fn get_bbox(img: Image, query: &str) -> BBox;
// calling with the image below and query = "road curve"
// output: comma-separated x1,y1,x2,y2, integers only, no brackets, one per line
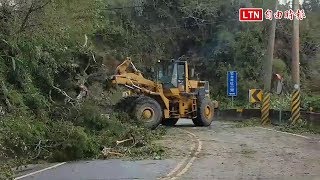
15,120,320,180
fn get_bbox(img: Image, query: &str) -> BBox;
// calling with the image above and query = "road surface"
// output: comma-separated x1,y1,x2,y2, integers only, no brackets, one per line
15,120,320,180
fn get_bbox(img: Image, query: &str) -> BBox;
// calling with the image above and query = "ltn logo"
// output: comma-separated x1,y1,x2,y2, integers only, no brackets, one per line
239,8,306,22
239,8,264,22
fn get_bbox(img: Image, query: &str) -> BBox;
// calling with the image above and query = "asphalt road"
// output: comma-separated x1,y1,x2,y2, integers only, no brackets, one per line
14,120,320,180
14,121,195,180
16,159,176,180
175,122,320,180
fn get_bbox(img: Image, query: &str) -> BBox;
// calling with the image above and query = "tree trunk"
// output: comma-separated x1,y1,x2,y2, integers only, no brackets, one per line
263,0,278,92
292,0,300,88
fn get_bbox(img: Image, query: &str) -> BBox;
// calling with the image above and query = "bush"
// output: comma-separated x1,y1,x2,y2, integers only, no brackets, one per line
0,106,166,170
273,58,288,75
0,164,14,180
47,121,100,162
302,95,320,112
275,121,320,134
0,116,97,162
0,116,46,162
271,94,291,111
73,102,110,131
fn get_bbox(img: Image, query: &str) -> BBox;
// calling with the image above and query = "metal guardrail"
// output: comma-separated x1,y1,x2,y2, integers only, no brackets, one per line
215,109,320,127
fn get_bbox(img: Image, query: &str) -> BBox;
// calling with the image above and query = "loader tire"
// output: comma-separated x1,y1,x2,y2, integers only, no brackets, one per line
192,97,214,127
114,95,140,114
161,118,178,126
133,96,163,130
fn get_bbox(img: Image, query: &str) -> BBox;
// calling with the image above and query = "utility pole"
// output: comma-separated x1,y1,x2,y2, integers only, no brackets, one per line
261,0,278,125
291,0,301,124
263,0,278,92
292,0,300,87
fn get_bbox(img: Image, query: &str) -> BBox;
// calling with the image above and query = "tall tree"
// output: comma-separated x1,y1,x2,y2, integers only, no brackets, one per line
263,0,278,92
292,0,300,88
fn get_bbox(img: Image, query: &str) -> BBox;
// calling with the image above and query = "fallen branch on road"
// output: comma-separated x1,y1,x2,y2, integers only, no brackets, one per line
116,137,134,146
101,147,125,157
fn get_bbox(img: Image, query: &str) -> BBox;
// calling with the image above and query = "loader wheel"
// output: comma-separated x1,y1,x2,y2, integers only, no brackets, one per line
114,96,140,113
192,97,214,127
161,118,178,126
133,96,163,129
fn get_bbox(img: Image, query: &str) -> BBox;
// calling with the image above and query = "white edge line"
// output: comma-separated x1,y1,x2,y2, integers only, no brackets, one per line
14,162,66,180
257,127,312,140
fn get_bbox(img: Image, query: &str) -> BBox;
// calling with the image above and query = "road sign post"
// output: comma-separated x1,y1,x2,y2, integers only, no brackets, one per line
261,92,271,125
291,85,301,124
227,71,238,108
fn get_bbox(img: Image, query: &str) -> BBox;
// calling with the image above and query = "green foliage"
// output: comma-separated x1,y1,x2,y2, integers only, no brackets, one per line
0,163,14,180
271,94,291,111
233,118,261,128
217,97,251,110
6,89,26,109
0,116,44,159
273,58,287,75
302,95,320,112
275,121,320,134
0,111,166,166
48,121,99,162
73,102,111,131
233,118,320,135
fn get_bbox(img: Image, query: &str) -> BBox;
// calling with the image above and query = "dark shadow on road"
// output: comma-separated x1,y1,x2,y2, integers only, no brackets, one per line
174,124,195,127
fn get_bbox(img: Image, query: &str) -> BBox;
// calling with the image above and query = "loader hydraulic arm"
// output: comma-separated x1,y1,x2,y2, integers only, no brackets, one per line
111,57,158,94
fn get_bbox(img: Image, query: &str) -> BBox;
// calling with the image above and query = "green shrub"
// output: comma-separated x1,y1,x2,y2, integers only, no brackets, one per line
273,58,288,75
7,90,26,108
48,121,100,162
302,95,320,112
0,108,167,167
0,116,46,161
0,163,14,180
271,94,291,111
275,121,320,134
74,102,109,131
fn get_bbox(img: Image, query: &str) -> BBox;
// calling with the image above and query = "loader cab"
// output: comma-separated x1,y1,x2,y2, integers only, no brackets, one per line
157,59,189,92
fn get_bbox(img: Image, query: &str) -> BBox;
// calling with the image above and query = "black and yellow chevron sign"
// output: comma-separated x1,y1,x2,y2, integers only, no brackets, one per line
249,89,263,103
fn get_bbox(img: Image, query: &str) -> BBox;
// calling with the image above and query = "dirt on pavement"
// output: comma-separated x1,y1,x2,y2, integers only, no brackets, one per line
159,120,320,180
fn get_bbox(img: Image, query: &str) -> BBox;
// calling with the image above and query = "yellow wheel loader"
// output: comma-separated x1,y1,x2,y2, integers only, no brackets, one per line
111,57,217,129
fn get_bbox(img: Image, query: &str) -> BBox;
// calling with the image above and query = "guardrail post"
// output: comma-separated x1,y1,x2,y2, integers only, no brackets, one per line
261,92,271,125
279,109,282,124
291,89,301,124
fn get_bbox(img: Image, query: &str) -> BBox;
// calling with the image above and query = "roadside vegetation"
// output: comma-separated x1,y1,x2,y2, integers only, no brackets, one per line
232,118,320,135
274,121,320,135
0,109,168,178
232,118,261,128
0,103,166,179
